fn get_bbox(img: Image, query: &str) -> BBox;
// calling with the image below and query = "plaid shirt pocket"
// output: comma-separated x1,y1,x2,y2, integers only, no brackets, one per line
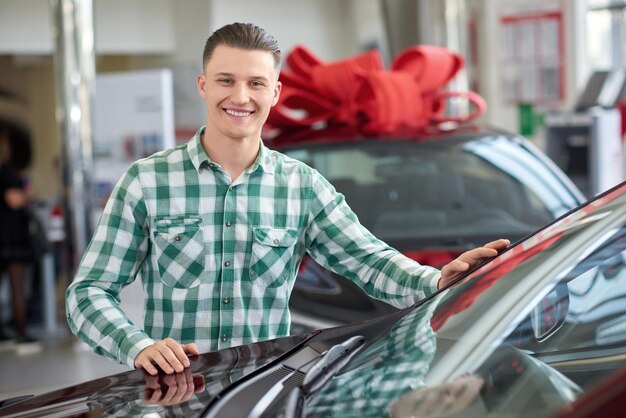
153,216,204,288
249,227,299,287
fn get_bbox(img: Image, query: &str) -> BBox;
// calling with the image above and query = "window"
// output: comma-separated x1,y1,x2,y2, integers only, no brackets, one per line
284,137,571,244
587,1,626,70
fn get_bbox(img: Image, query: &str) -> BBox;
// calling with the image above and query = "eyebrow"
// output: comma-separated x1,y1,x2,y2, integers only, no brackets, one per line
214,72,270,82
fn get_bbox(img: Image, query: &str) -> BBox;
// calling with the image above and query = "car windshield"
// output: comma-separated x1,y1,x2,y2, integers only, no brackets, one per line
281,135,579,243
300,184,626,418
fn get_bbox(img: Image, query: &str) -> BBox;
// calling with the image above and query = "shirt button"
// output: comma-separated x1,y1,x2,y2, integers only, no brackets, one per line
223,297,230,305
224,261,231,267
225,221,232,227
273,239,279,245
174,235,181,242
221,336,228,342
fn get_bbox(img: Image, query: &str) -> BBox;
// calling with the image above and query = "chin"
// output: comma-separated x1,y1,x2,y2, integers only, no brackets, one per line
225,130,257,141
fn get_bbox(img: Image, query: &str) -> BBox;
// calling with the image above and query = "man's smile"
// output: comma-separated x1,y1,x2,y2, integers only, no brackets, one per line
224,108,254,117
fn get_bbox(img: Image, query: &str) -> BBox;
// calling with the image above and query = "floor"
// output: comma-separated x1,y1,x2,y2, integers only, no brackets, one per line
0,275,145,403
0,328,130,402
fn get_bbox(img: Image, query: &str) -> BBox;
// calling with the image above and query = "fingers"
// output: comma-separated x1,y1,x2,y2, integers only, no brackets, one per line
136,351,159,376
165,339,192,370
193,375,206,393
145,386,162,404
135,338,193,375
484,239,510,251
438,239,510,289
439,259,470,287
161,372,192,405
143,373,160,389
456,239,510,265
456,247,497,264
444,259,470,274
183,343,200,356
144,368,197,406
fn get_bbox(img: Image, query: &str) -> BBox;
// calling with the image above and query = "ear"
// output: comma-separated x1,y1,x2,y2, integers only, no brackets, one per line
197,74,206,98
271,81,282,107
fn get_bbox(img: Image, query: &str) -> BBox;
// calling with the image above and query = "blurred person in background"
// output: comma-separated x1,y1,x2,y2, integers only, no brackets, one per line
0,122,41,351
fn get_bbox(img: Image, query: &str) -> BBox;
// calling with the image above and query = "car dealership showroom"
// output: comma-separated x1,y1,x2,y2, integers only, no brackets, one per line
1,0,626,417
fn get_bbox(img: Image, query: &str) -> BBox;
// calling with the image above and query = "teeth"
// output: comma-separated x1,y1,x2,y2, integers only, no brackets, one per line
225,109,251,117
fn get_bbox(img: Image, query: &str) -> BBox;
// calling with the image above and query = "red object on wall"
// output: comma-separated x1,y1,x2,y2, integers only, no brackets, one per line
267,45,486,136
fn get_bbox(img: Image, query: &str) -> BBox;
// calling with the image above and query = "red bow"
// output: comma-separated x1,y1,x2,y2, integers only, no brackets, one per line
267,45,486,135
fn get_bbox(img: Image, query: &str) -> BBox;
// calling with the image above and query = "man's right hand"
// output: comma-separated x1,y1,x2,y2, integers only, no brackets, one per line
134,338,200,375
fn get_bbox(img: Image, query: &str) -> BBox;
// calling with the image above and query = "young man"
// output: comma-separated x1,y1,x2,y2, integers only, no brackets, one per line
66,22,508,376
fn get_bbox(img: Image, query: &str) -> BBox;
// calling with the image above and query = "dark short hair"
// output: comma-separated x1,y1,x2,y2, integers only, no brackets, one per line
202,22,281,71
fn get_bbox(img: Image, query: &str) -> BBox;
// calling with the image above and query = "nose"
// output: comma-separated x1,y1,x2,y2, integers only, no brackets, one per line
230,84,250,105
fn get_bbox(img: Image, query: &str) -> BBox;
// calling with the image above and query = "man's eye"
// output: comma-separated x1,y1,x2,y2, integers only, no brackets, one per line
218,79,233,84
250,81,264,87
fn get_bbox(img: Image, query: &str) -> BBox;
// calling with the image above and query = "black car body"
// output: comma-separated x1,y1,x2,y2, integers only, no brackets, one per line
2,181,624,418
268,125,585,330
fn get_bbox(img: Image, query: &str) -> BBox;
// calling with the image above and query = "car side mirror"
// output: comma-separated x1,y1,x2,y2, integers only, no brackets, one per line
531,282,570,342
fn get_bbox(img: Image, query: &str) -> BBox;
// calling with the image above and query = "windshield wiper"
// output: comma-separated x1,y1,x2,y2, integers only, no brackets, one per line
247,335,365,418
0,394,34,408
281,335,365,418
301,335,364,393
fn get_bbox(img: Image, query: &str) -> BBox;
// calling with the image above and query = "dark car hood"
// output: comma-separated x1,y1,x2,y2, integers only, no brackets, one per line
0,307,418,418
0,334,315,418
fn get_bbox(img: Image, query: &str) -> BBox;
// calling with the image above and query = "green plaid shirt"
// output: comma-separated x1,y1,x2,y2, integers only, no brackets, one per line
66,127,440,368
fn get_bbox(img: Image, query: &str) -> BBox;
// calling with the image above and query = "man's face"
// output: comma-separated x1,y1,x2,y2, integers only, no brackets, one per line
197,45,281,142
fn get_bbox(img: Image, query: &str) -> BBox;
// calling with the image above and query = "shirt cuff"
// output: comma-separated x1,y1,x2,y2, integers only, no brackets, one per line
120,333,156,369
429,271,441,295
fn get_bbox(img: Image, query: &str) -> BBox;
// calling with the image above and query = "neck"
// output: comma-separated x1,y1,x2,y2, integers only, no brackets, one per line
201,130,261,181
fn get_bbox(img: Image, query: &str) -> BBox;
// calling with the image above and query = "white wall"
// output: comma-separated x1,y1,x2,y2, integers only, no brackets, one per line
0,0,176,54
208,0,359,62
348,0,389,61
94,0,176,53
0,0,374,61
0,0,54,54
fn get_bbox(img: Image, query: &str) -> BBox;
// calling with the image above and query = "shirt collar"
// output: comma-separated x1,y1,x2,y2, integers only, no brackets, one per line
187,127,211,172
250,141,275,175
186,126,275,175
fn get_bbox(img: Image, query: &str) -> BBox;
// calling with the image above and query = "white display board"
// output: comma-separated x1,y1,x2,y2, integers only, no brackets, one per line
93,69,175,216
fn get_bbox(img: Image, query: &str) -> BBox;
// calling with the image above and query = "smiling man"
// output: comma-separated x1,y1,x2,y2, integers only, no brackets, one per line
66,22,508,376
198,42,281,181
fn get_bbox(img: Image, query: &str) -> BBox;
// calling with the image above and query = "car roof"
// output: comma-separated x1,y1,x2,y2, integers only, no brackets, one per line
264,123,514,149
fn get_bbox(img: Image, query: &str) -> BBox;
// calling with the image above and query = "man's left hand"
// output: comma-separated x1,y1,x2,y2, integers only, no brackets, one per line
438,239,510,289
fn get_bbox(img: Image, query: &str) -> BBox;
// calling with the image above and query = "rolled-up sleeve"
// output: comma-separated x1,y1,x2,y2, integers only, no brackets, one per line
66,163,154,367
